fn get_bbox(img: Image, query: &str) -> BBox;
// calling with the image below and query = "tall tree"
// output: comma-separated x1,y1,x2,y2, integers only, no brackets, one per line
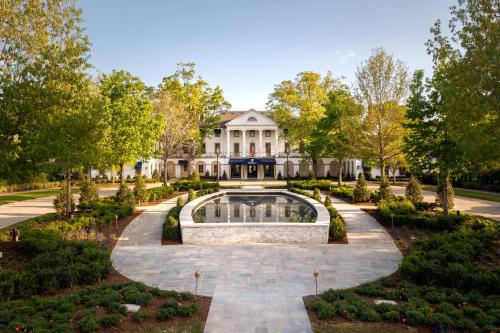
426,0,499,166
0,0,92,182
310,85,363,185
158,63,230,175
99,70,163,180
404,70,464,215
355,48,409,182
155,91,197,185
267,71,337,176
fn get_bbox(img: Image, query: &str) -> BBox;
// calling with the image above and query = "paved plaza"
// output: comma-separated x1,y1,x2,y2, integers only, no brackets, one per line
111,194,402,333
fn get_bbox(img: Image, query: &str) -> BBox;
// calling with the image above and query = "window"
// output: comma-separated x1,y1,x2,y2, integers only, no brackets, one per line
213,163,218,175
183,164,188,172
234,143,240,154
265,204,272,217
265,142,271,155
198,163,204,174
182,146,189,154
249,130,255,137
234,131,240,137
215,143,220,154
214,128,221,137
265,130,271,137
234,204,240,218
248,117,257,122
201,143,206,154
285,142,290,154
299,142,305,153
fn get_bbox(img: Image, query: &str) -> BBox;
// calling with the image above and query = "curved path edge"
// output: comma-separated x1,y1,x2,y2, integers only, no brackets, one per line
111,194,402,333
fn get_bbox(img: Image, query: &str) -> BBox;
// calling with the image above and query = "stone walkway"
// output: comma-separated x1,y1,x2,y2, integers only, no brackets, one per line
111,194,402,333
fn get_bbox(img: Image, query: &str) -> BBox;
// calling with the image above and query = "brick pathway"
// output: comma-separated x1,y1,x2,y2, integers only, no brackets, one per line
111,194,402,333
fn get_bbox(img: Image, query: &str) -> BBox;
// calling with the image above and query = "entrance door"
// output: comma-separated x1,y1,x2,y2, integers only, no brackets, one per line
248,164,258,178
230,164,241,178
264,164,275,178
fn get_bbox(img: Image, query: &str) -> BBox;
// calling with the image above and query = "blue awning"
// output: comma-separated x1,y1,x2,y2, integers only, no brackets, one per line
178,160,189,166
134,161,143,168
229,158,276,165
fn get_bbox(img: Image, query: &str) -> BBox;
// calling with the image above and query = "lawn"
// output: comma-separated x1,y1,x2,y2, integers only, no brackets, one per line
423,185,500,202
0,188,79,205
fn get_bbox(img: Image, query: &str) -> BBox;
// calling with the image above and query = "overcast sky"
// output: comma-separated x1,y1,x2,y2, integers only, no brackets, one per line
80,0,455,110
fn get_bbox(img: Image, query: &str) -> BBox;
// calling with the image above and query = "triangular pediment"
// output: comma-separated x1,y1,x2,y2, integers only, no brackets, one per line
225,110,276,127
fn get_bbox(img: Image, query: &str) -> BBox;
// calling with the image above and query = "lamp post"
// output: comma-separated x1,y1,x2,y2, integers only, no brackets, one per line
215,146,220,182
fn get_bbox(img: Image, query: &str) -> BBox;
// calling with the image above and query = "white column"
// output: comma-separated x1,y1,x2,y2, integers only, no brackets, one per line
258,129,263,156
242,129,246,157
226,129,230,157
275,129,279,156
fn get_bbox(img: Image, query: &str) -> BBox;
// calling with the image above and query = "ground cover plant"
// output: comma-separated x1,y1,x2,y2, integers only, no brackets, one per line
307,216,500,332
173,180,219,191
0,282,202,333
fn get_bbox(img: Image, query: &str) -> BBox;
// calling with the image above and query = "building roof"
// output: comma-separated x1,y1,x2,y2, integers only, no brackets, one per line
219,109,274,127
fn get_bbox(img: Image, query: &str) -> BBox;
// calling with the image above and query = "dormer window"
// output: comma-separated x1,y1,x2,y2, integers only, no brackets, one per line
248,116,257,122
214,128,221,137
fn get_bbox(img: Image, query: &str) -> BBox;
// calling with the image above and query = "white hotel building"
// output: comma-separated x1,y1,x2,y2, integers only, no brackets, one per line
111,110,395,181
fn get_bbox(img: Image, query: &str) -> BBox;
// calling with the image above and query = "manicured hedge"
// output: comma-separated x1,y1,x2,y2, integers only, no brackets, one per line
330,186,355,200
163,203,183,241
290,180,332,190
146,185,174,202
173,180,219,191
0,229,110,300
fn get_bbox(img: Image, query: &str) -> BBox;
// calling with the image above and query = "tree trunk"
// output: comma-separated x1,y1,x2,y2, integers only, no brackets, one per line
111,166,115,184
163,157,169,186
380,158,386,183
443,173,449,216
338,160,343,186
119,163,124,181
391,168,397,184
66,170,72,218
312,159,317,179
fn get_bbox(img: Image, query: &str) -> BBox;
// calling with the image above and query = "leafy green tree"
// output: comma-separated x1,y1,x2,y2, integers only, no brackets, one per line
310,85,363,185
79,177,99,208
404,70,464,215
0,0,93,183
377,176,393,202
426,0,499,165
158,63,230,175
99,70,163,180
155,91,197,184
353,173,371,202
190,170,201,182
133,175,149,204
405,176,423,203
355,48,408,182
267,71,338,176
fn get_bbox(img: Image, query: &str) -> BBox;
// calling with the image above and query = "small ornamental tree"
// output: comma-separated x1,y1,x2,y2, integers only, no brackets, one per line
177,196,186,207
190,170,200,182
436,176,454,211
353,173,370,202
187,189,196,202
221,170,228,180
312,188,321,202
152,169,160,182
133,175,149,204
54,182,75,217
405,176,423,203
324,195,332,207
116,181,135,206
79,177,99,208
377,176,393,201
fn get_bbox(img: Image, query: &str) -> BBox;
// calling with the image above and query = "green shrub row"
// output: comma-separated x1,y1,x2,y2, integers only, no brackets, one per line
173,180,219,191
309,280,500,332
330,186,355,200
0,229,110,300
0,181,61,193
0,282,198,333
289,187,347,241
163,195,186,241
290,180,333,190
146,185,174,202
400,219,500,294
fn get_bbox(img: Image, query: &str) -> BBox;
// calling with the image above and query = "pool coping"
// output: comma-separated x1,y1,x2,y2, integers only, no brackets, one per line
179,188,330,228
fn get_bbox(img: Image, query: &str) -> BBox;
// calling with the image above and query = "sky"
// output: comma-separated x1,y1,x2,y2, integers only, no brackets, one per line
79,0,456,110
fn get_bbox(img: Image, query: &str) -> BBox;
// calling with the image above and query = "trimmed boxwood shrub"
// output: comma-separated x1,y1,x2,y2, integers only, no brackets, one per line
330,186,354,200
290,180,332,190
173,180,219,191
146,185,173,202
163,201,183,241
0,229,110,300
